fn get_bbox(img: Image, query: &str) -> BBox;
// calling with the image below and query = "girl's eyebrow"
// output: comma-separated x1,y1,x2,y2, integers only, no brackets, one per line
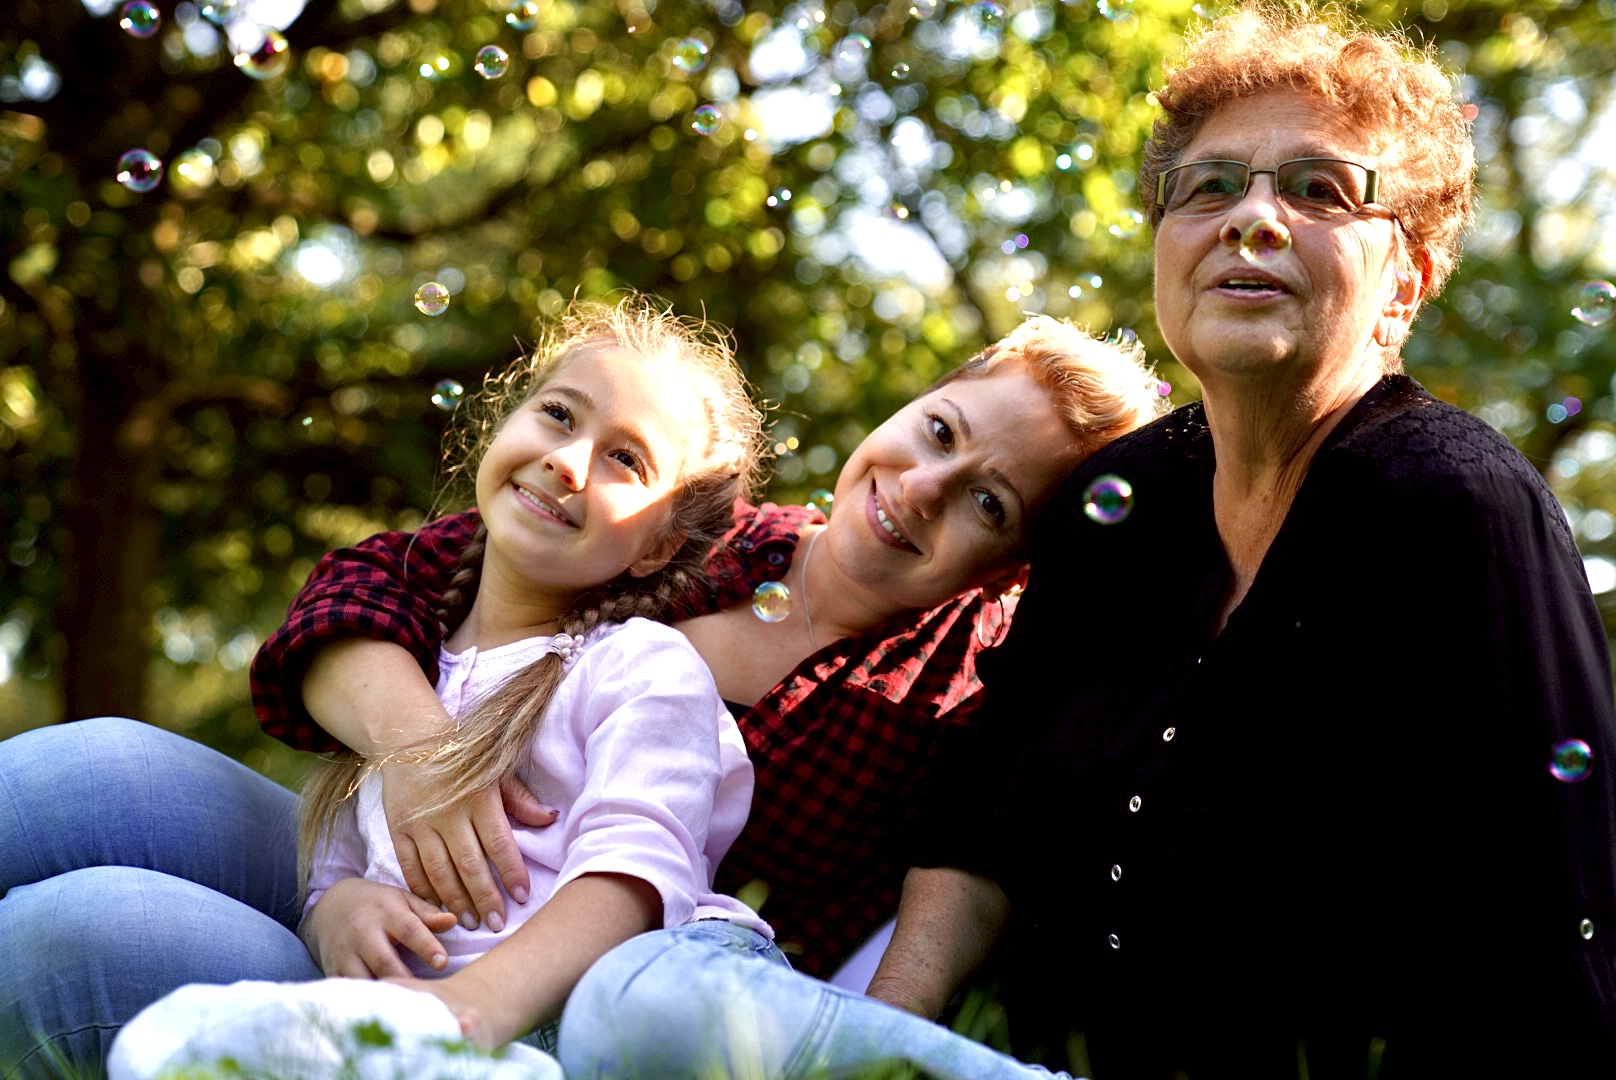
936,395,1026,524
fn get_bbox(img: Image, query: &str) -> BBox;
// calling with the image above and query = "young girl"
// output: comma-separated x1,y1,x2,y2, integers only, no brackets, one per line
109,296,770,1075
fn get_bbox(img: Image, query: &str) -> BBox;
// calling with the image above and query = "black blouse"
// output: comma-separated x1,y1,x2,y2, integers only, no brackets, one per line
926,376,1616,1077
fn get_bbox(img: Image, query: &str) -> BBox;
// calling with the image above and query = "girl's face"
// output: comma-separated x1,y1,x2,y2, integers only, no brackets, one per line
475,347,706,612
827,363,1081,611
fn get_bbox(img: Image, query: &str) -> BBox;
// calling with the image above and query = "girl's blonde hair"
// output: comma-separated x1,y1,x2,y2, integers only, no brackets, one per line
930,315,1169,456
298,295,768,886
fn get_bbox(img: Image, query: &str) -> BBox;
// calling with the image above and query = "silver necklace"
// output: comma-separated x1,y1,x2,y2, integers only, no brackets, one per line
799,528,821,652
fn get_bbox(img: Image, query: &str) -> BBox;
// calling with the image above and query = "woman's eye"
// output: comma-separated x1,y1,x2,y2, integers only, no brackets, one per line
973,488,1006,526
928,414,955,449
609,449,645,477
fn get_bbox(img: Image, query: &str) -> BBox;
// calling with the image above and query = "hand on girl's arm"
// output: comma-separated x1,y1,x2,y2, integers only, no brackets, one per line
303,637,557,930
300,877,457,979
388,871,662,1050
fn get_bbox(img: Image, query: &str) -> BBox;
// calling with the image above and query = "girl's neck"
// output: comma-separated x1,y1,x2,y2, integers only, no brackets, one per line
446,559,574,654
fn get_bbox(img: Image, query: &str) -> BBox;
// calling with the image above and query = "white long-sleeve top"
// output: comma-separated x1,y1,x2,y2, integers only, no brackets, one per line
305,617,770,976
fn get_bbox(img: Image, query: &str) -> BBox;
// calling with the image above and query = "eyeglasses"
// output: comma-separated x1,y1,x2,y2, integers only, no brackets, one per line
1156,157,1380,218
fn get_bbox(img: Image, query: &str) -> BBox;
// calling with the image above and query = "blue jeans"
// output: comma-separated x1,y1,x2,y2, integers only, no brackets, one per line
558,920,1068,1080
0,718,321,1079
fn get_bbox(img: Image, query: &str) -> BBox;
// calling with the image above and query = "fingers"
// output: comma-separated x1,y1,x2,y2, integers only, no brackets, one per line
391,831,438,908
387,913,450,974
405,891,461,935
501,773,559,828
411,827,479,929
480,782,536,906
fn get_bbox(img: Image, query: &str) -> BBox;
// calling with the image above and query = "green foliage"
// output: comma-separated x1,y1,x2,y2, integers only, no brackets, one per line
0,0,1613,768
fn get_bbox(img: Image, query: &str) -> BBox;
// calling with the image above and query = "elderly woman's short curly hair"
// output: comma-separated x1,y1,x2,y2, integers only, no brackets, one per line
1140,1,1475,298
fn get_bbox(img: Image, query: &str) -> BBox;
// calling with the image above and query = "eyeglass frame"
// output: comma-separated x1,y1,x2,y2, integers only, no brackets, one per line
1154,157,1381,218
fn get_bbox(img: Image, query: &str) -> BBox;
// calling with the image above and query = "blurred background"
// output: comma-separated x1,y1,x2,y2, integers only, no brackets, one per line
1,0,1613,786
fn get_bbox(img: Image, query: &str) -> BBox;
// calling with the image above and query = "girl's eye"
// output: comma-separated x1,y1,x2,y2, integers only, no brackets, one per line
973,488,1007,526
539,401,571,426
928,414,955,449
609,448,645,478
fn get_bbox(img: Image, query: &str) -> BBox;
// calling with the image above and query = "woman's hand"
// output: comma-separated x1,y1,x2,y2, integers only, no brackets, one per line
300,877,457,979
380,764,557,930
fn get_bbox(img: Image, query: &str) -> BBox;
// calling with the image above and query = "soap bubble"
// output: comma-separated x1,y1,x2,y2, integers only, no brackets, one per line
808,490,834,517
115,148,164,193
751,580,792,623
1082,474,1133,525
414,281,450,316
169,148,216,192
505,0,540,30
1096,0,1133,20
691,104,722,135
671,38,709,74
431,379,465,411
1239,217,1291,265
1550,738,1593,783
474,45,509,78
1571,281,1615,327
199,0,237,26
766,188,792,208
232,27,291,80
970,1,1005,29
1157,380,1173,397
891,62,911,79
834,34,871,66
909,0,940,16
119,0,161,37
1106,327,1139,349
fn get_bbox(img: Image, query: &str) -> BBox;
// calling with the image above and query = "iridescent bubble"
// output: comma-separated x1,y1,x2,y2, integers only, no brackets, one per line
115,148,163,193
1096,0,1133,20
691,104,722,135
1082,474,1134,525
1239,217,1291,265
909,0,940,16
1547,402,1569,425
505,0,540,31
1550,738,1593,783
199,0,238,26
431,379,465,411
672,38,710,74
418,52,453,79
1157,380,1172,397
233,28,291,80
970,1,1005,29
119,0,161,38
1108,209,1145,240
1571,281,1616,327
474,45,509,78
751,580,792,623
766,188,792,208
1106,327,1139,349
890,62,911,79
834,34,871,66
808,489,834,517
1581,918,1596,941
414,281,450,316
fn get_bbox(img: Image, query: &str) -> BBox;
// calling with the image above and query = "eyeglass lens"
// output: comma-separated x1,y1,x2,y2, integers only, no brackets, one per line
1161,159,1371,217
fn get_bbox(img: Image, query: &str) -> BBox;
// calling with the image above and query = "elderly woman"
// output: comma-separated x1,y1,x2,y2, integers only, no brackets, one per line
0,314,1162,1075
554,4,1616,1078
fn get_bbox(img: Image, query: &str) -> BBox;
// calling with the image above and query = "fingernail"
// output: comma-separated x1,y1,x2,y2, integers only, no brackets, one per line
460,911,478,930
538,804,559,816
487,911,504,933
511,886,529,904
432,953,447,970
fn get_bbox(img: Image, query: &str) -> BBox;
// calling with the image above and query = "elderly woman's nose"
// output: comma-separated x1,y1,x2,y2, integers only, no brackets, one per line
1218,173,1285,243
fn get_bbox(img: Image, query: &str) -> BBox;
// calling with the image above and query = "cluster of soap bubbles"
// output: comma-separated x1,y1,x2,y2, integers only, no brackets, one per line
1572,281,1615,328
414,281,450,317
1082,474,1134,525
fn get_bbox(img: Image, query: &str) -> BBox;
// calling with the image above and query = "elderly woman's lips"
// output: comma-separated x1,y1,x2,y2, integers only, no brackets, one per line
1215,272,1288,293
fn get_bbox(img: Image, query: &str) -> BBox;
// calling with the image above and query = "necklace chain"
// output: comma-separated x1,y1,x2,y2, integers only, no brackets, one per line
799,528,821,652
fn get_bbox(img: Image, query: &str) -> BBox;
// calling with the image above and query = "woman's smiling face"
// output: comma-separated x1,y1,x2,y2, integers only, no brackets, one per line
826,362,1080,611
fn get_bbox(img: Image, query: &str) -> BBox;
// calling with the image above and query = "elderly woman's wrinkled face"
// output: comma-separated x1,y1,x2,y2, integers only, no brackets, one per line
1152,88,1415,394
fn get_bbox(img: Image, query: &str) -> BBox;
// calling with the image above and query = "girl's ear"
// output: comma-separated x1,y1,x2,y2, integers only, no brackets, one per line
982,564,1029,598
628,529,686,578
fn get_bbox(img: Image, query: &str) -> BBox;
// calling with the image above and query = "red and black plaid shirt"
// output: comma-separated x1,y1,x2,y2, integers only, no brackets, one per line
251,501,1011,975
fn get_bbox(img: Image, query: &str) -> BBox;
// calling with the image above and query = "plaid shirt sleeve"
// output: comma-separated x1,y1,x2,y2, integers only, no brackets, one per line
250,511,478,751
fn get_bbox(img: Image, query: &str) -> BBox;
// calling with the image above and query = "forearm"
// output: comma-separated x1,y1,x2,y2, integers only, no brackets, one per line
441,872,662,1042
302,638,452,756
865,866,1011,1020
